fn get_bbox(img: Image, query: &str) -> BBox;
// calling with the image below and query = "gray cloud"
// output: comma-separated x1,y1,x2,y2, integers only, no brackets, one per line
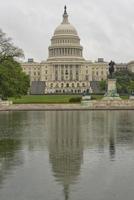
0,0,134,62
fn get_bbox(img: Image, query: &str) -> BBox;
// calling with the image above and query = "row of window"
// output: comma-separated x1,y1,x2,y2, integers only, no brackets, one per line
92,71,105,75
55,76,79,81
49,90,85,94
55,65,79,69
52,39,78,44
50,82,86,88
33,72,40,76
56,29,75,34
55,70,79,74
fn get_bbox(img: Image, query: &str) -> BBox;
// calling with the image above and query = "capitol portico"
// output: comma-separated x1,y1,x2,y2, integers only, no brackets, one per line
21,6,111,94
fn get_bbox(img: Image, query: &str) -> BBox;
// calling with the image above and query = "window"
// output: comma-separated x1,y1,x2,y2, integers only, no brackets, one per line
55,76,58,81
85,75,88,81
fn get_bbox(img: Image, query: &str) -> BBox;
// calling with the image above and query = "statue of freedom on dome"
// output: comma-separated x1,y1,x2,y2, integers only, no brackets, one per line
64,5,67,14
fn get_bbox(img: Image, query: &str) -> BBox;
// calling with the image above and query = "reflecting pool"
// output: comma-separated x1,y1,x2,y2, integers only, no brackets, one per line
0,111,134,200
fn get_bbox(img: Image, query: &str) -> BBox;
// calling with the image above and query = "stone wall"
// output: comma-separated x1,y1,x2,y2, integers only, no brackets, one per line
82,100,134,109
0,101,12,106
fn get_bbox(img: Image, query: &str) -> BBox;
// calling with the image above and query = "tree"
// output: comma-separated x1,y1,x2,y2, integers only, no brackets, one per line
0,29,29,98
113,70,134,94
0,57,30,98
99,80,107,92
128,81,134,94
0,29,24,63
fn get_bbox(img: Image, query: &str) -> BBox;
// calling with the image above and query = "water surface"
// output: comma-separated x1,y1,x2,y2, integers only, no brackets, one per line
0,111,134,200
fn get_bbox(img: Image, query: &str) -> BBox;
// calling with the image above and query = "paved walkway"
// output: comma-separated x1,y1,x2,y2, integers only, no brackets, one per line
0,104,85,111
0,103,134,111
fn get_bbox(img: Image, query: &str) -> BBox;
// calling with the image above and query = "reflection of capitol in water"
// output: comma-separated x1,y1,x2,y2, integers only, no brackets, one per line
47,110,134,199
47,111,83,200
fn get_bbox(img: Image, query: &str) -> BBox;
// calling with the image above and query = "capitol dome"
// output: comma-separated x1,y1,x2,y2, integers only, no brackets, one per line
54,6,78,36
48,6,84,61
54,19,78,36
54,24,78,36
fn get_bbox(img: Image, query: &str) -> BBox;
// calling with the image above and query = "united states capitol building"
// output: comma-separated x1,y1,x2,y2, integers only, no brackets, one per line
21,6,134,94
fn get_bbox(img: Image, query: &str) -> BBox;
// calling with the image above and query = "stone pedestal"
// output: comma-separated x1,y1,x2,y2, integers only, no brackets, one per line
0,100,12,106
81,95,91,106
129,95,134,100
103,79,121,100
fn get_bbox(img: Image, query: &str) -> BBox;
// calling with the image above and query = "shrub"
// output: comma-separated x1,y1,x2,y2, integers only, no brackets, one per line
69,97,81,103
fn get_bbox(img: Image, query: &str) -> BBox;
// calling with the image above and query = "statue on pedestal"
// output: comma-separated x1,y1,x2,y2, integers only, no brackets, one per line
109,60,115,78
103,60,121,100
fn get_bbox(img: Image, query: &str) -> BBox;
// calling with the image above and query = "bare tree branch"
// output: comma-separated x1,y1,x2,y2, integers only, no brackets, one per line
0,29,24,63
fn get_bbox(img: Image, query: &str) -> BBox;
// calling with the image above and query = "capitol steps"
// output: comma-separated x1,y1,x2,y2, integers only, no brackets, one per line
30,81,45,95
90,81,101,93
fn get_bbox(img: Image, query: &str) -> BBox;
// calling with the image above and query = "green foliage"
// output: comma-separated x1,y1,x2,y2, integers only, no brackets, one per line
99,80,107,91
0,29,29,98
0,57,30,98
69,97,81,103
113,70,134,94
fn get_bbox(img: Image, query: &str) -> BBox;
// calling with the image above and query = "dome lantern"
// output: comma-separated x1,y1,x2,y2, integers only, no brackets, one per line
62,5,69,24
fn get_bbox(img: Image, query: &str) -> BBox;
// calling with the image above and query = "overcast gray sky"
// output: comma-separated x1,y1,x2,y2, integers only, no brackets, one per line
0,0,134,63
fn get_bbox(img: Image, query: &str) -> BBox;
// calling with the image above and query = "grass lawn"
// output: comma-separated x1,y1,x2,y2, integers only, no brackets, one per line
9,95,81,104
9,94,129,104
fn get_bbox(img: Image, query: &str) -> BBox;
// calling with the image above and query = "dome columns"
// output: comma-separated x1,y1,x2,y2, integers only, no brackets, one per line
48,47,83,58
